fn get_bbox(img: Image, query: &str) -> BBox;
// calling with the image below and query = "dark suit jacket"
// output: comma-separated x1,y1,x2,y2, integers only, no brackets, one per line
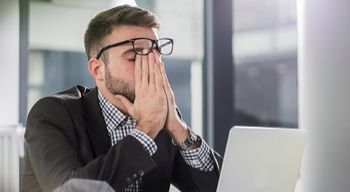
21,86,222,192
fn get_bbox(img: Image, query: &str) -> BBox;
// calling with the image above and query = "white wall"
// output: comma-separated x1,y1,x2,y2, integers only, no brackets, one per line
0,0,20,126
156,0,203,60
298,0,350,191
29,2,104,52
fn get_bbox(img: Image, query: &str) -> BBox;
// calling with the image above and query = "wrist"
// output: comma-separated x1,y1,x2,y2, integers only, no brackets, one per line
136,122,157,139
167,122,188,144
172,128,200,151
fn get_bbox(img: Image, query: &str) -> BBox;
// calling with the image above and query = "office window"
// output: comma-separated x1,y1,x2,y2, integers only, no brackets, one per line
233,0,298,127
27,50,94,112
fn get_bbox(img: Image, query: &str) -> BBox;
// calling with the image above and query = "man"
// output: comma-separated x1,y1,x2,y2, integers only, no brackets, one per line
22,5,222,192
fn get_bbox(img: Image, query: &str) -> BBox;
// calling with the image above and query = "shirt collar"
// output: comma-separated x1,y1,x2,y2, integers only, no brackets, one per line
97,91,135,129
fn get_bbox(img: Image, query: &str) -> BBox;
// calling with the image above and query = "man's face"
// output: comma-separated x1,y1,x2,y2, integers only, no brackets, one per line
101,25,158,102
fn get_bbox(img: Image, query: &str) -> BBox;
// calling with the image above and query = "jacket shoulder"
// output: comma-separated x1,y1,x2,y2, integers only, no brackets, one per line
27,85,92,122
51,85,91,100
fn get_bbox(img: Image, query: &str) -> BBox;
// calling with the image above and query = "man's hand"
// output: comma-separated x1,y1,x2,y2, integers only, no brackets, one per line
115,53,168,139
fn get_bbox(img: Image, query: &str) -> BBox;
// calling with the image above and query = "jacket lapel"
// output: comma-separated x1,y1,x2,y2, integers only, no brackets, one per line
82,87,111,157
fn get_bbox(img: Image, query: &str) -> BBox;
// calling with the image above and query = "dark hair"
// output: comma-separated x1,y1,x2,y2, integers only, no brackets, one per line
84,5,160,60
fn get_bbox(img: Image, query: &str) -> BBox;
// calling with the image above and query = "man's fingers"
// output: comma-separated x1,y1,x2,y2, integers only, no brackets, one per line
134,55,142,92
115,95,134,116
148,52,156,89
141,53,149,89
155,62,163,91
159,60,170,89
152,51,163,90
159,61,175,104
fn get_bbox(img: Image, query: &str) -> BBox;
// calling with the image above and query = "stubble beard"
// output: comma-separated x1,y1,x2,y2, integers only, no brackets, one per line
105,65,135,102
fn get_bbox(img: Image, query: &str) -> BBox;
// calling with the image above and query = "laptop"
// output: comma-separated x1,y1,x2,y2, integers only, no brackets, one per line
216,126,307,192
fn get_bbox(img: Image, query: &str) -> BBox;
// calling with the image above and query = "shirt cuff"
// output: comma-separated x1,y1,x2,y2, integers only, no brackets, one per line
129,129,157,156
180,137,214,171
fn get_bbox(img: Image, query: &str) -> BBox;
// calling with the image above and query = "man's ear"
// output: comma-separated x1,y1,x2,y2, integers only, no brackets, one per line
88,58,104,81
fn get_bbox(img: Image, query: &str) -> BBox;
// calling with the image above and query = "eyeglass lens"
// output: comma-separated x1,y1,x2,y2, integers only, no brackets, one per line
133,39,172,55
157,39,173,55
133,39,153,55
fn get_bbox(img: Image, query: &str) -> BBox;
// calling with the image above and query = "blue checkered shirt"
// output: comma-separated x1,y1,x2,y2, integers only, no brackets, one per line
98,91,214,192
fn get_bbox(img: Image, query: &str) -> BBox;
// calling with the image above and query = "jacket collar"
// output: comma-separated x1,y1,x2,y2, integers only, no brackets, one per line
82,87,111,157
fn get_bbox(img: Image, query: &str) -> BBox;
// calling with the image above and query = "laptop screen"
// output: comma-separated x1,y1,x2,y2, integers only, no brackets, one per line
217,126,307,192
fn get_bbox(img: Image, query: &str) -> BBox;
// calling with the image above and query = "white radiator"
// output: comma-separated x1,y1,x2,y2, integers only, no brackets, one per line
0,125,25,192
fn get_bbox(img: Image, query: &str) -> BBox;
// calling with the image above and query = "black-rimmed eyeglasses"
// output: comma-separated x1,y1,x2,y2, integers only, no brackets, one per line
96,37,174,59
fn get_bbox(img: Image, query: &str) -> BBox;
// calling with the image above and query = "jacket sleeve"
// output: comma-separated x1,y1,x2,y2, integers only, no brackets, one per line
171,143,223,192
25,97,156,192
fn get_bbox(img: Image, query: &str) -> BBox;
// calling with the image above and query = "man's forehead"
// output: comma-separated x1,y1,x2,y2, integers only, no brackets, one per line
105,25,159,43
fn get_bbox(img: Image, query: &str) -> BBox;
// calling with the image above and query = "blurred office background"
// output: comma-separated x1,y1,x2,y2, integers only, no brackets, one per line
24,0,298,154
4,0,350,192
